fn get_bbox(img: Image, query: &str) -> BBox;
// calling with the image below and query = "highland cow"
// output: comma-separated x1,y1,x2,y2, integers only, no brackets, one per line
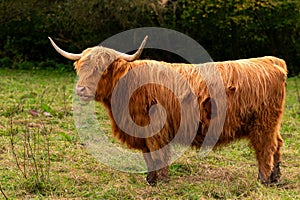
49,36,287,185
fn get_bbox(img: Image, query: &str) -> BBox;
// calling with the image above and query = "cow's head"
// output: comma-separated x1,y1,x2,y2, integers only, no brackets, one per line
49,36,147,101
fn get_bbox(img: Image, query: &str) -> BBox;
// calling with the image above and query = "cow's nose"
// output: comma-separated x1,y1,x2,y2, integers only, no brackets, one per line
76,86,85,95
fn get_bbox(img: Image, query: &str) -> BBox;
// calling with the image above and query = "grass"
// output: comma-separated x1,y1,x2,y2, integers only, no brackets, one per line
0,68,299,199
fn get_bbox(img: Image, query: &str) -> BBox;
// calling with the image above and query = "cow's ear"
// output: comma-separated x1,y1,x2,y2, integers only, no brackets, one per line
201,97,217,120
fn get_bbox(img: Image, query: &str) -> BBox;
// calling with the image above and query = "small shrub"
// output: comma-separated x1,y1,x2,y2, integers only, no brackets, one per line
15,61,35,70
37,60,72,72
37,60,58,69
0,57,13,68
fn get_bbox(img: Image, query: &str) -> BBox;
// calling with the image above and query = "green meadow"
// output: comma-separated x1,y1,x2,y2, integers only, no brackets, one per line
0,68,299,199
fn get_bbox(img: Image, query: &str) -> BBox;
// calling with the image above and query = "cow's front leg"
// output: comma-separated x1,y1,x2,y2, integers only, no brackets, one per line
143,152,157,185
143,147,170,185
156,165,169,182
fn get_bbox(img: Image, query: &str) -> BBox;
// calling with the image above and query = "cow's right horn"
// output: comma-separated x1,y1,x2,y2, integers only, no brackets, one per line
118,35,148,61
48,37,82,60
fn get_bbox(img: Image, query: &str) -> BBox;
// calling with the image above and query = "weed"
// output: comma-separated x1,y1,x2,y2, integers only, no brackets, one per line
8,99,53,195
0,185,8,200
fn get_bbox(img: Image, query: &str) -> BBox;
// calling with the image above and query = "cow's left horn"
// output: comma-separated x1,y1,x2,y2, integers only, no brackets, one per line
119,36,148,61
48,37,82,60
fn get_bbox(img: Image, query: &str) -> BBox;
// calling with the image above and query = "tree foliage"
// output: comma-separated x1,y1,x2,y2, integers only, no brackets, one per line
0,0,299,74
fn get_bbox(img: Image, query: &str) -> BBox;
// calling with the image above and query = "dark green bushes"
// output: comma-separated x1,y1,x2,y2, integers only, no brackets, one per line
0,0,299,75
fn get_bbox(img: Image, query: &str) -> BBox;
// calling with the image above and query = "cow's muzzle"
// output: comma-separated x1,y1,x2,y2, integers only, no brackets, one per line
75,86,95,101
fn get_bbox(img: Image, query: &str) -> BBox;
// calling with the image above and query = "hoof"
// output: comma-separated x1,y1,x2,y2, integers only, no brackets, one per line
258,170,271,185
146,171,157,186
146,168,170,186
269,162,281,184
157,168,170,183
258,163,281,185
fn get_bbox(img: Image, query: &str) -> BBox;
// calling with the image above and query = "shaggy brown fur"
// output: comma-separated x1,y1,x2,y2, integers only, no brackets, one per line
72,45,287,185
59,41,286,185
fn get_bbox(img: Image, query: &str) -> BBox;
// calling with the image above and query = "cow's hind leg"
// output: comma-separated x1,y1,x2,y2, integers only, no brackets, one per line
269,133,283,183
250,129,279,185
